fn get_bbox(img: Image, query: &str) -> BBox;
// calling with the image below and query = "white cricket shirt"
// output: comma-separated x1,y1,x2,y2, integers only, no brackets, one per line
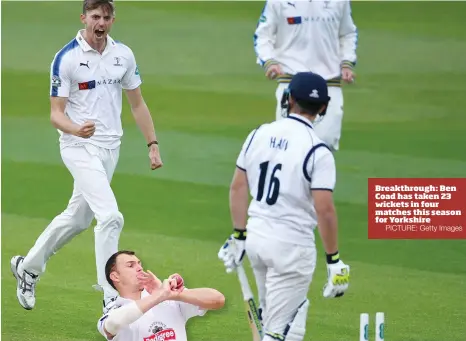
50,30,142,149
236,114,336,246
254,0,358,84
97,290,206,341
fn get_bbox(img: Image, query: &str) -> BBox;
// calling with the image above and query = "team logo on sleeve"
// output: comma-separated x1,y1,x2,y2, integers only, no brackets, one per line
144,322,176,341
135,65,140,76
51,75,61,88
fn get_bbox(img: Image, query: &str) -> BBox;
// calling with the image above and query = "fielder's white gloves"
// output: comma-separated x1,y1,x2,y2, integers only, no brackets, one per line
322,252,350,298
218,229,246,273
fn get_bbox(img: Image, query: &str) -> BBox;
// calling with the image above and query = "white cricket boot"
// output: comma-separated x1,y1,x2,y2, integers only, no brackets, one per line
11,256,39,310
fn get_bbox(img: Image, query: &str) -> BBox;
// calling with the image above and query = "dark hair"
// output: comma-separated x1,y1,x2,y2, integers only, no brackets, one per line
83,0,114,15
105,250,136,290
295,99,326,116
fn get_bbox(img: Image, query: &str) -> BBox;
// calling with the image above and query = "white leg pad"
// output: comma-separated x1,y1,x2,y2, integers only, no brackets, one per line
284,299,310,341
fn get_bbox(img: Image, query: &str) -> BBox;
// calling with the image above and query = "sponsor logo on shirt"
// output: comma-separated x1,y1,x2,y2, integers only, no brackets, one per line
287,15,337,24
78,80,96,90
97,78,122,86
114,56,124,66
78,79,122,90
287,16,302,25
145,321,176,341
309,15,337,22
143,329,176,341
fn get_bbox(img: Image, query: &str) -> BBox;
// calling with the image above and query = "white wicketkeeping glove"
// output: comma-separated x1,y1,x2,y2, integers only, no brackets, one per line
322,253,350,298
218,229,246,273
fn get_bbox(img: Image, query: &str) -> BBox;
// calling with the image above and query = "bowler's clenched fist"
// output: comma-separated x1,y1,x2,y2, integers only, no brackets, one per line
76,121,96,138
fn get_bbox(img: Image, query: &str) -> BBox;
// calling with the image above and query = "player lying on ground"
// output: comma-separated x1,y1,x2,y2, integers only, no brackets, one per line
219,72,350,341
97,250,225,341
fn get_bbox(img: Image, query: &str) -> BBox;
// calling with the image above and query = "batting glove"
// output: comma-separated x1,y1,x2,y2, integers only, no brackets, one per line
322,252,350,298
218,229,246,273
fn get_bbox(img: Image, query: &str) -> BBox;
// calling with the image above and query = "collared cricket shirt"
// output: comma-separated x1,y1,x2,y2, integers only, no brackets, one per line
97,290,206,341
236,114,336,246
50,30,142,149
254,0,358,84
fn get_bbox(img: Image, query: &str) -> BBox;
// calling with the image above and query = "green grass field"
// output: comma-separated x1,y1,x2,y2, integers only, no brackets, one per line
2,1,466,340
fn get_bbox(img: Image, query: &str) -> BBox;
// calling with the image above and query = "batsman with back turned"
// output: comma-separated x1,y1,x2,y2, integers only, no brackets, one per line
219,72,350,341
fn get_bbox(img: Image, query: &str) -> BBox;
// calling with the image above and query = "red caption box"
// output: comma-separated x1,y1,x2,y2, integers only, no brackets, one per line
368,178,466,239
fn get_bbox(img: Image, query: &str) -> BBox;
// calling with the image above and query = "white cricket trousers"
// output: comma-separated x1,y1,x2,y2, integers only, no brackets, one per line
245,231,317,339
21,143,123,299
275,83,344,151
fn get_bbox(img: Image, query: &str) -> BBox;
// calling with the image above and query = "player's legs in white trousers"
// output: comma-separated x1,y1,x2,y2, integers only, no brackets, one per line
275,82,344,151
246,231,317,341
12,143,123,310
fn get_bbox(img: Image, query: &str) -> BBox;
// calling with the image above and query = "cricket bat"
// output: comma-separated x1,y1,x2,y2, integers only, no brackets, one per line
236,264,263,341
